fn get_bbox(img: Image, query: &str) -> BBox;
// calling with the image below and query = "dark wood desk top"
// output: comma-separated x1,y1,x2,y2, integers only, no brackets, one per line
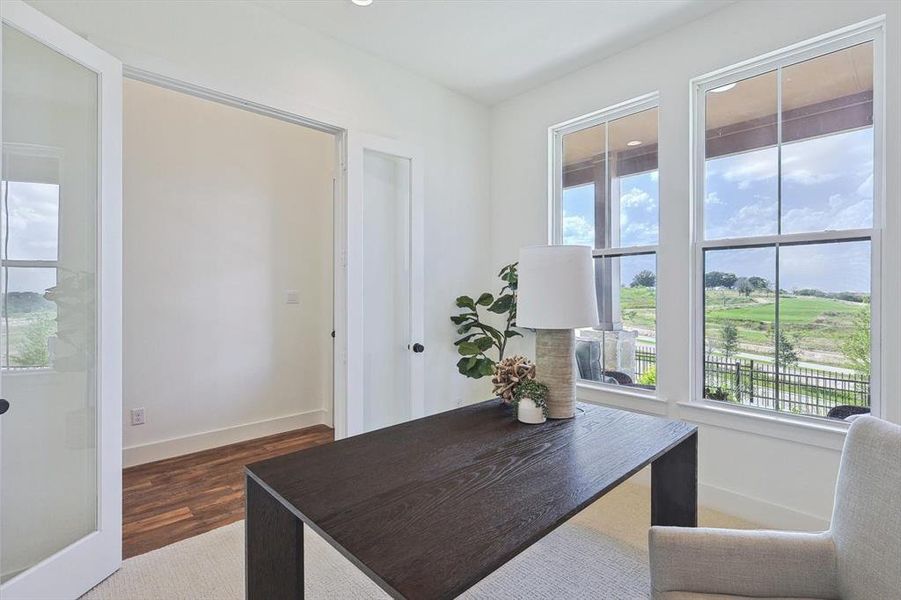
246,401,697,599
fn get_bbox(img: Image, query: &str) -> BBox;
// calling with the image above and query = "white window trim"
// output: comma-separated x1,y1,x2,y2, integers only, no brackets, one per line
689,17,886,421
548,92,660,398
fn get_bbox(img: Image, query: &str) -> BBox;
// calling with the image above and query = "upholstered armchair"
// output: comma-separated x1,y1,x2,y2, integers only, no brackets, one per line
649,416,901,600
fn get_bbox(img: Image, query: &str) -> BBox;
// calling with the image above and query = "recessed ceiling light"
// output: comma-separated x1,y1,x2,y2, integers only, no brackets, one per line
351,0,373,5
626,140,642,147
711,83,737,93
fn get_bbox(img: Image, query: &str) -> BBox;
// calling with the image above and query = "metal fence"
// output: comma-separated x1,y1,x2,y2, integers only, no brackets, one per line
636,346,656,378
633,348,869,417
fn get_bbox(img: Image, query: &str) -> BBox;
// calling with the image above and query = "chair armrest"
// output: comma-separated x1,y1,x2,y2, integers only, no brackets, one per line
648,527,839,599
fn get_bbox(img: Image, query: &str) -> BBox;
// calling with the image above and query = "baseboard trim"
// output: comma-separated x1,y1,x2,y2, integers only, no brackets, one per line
123,409,329,467
627,469,830,531
699,482,830,531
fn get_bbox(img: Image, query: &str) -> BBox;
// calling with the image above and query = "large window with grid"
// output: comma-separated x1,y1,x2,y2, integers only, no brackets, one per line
552,95,659,393
692,29,882,419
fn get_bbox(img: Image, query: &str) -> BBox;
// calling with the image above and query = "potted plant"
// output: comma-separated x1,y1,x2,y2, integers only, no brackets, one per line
450,263,521,380
512,379,549,424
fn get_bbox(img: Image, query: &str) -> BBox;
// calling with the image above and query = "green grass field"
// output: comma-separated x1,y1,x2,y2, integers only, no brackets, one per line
618,286,868,369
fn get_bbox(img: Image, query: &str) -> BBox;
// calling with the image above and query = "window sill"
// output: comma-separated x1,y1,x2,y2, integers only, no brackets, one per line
677,399,849,451
576,381,667,415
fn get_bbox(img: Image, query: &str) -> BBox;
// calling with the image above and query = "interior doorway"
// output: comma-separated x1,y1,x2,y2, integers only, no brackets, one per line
117,71,343,555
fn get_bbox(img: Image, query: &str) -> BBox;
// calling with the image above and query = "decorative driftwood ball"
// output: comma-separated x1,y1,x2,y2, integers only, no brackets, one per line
492,355,536,403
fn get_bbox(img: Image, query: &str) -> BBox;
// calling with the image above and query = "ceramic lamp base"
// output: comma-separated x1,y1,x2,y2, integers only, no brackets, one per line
535,328,575,419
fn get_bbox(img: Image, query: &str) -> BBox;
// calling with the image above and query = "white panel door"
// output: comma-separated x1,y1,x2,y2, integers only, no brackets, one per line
0,1,123,598
342,134,424,436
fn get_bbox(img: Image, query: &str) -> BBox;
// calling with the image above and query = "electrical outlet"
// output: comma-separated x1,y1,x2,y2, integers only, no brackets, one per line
285,290,300,305
131,407,145,426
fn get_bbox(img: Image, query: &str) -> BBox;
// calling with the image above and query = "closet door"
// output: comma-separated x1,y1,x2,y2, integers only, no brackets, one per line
342,134,424,436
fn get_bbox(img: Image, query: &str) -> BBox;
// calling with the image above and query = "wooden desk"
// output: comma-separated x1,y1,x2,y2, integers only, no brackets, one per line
245,401,697,599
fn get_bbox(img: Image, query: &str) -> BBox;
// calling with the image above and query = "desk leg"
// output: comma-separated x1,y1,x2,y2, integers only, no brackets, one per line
651,432,697,527
246,474,304,600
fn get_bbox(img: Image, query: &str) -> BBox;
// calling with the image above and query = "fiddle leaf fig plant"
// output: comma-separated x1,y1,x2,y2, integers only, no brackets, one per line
451,262,522,379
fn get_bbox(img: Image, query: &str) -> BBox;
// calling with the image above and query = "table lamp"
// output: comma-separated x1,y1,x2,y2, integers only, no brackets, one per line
517,245,599,418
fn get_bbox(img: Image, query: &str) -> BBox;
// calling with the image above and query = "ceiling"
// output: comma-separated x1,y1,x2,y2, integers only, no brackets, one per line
258,0,733,106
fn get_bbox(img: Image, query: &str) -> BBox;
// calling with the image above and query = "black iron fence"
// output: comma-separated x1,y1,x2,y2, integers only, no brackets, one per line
632,347,869,417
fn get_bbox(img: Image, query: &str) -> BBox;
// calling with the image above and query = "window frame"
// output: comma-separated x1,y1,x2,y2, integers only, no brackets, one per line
549,92,660,397
689,20,885,420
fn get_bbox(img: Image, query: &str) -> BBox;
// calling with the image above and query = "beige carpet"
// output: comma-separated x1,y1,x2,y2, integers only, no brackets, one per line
82,478,756,599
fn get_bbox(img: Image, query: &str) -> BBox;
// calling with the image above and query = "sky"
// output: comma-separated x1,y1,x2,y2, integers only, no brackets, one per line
562,126,873,293
1,181,59,293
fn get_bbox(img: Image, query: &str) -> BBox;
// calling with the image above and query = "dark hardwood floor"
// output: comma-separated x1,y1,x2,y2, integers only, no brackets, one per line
123,425,334,558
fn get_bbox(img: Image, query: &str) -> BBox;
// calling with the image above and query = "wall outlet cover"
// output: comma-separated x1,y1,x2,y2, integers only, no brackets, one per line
285,290,300,304
131,407,146,426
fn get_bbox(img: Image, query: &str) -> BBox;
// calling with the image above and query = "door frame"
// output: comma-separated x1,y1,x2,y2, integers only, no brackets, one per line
0,1,122,597
343,134,425,437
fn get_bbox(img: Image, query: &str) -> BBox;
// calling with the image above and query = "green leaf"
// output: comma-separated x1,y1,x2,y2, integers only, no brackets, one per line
474,336,494,351
488,294,514,314
476,292,494,306
477,358,496,376
455,295,476,310
505,329,522,338
457,323,474,335
450,315,468,325
457,342,481,356
453,334,476,346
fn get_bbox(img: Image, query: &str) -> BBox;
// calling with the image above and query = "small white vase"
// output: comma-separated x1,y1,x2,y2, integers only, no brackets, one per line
518,397,546,424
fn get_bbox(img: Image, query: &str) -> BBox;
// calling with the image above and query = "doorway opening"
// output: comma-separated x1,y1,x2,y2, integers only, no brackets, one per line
119,70,343,556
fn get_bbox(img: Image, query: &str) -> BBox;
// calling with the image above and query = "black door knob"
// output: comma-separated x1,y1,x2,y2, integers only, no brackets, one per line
412,343,425,353
0,399,8,415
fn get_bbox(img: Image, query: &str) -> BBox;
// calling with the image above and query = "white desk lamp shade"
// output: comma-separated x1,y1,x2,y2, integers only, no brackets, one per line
517,245,599,329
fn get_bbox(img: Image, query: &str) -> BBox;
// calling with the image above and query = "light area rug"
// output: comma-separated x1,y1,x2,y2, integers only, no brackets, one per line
82,479,756,600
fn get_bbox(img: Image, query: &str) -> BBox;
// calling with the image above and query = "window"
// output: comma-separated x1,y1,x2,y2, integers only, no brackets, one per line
552,96,659,392
1,150,61,369
694,34,880,419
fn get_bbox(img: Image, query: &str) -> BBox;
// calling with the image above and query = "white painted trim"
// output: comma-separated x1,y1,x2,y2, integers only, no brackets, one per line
123,409,330,468
123,66,343,135
699,482,831,531
577,383,667,415
677,400,848,451
0,1,123,598
633,471,830,531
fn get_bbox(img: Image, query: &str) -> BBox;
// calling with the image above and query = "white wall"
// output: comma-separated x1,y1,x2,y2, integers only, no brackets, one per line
28,0,496,445
121,79,335,464
490,0,901,529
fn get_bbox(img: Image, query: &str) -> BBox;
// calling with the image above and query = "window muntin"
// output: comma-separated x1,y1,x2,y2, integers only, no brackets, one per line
696,40,877,420
556,100,658,392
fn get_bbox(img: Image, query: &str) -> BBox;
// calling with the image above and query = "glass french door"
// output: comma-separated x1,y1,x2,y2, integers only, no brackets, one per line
342,134,424,436
0,2,122,598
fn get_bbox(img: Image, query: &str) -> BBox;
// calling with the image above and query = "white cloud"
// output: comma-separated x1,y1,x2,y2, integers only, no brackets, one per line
620,187,655,209
720,148,778,190
705,191,721,205
561,212,594,246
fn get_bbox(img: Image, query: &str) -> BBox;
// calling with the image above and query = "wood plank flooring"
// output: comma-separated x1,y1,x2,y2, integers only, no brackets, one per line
123,425,334,558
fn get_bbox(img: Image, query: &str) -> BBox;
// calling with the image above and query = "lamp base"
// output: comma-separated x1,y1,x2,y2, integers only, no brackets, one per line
535,328,575,419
